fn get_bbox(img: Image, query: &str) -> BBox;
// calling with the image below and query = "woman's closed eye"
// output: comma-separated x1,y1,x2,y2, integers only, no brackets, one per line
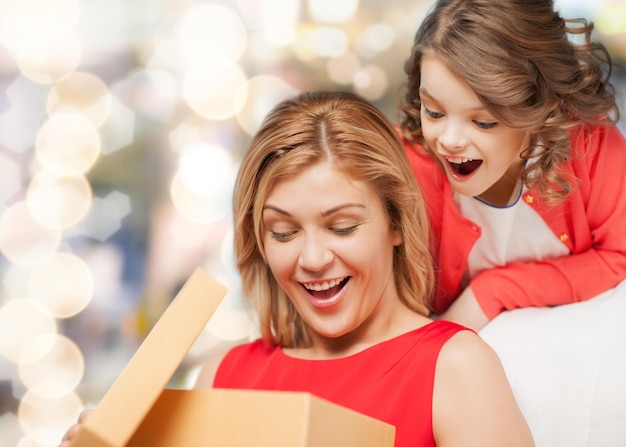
270,230,297,241
330,225,359,236
270,225,359,241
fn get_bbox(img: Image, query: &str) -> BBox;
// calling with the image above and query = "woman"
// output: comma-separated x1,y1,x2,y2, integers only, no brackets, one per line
197,91,533,446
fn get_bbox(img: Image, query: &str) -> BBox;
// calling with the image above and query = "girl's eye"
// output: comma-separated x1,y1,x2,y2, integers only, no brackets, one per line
270,230,296,241
330,225,358,236
423,106,444,119
474,120,498,130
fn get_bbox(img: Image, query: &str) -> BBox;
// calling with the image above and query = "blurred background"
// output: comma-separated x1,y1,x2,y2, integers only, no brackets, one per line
0,0,624,445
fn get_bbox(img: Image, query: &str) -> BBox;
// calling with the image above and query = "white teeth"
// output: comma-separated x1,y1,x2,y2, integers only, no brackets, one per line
448,157,473,164
304,277,345,291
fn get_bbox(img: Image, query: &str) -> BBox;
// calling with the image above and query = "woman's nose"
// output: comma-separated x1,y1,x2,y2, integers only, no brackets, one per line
298,235,334,272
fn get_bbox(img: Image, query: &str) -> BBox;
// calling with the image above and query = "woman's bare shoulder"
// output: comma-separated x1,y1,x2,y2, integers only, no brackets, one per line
438,329,500,369
433,329,535,447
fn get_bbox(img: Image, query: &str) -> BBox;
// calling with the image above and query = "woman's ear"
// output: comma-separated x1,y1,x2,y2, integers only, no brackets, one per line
391,226,404,247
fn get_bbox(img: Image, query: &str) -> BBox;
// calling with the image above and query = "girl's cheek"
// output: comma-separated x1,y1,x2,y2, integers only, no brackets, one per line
420,129,436,148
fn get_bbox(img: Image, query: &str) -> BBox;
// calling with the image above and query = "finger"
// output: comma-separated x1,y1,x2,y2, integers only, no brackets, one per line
59,408,93,446
60,421,82,445
62,423,79,440
78,408,93,423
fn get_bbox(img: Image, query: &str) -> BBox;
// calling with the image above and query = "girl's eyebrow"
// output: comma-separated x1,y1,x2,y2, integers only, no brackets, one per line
418,86,432,97
419,86,487,112
262,203,366,218
418,87,443,106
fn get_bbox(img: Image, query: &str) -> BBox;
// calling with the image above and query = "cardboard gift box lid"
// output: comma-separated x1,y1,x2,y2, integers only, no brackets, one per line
68,268,396,446
69,268,227,447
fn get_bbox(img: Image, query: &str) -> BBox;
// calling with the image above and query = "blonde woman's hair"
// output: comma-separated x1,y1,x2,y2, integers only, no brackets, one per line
234,91,433,348
400,0,619,203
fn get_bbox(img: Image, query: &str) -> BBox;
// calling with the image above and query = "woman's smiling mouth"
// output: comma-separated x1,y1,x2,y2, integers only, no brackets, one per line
301,277,349,308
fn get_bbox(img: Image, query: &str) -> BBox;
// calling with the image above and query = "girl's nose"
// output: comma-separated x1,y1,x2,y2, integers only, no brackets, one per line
439,122,469,153
298,235,334,272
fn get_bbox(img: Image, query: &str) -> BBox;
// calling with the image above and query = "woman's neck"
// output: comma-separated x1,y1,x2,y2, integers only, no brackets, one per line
284,306,431,360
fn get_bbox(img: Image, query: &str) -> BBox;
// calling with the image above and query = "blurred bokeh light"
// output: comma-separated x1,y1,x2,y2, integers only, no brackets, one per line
0,0,624,446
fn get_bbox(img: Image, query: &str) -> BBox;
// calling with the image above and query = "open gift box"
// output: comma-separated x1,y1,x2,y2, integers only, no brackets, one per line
68,268,396,447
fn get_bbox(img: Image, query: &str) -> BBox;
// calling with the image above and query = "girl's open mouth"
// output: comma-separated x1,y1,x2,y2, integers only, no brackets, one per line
445,157,483,177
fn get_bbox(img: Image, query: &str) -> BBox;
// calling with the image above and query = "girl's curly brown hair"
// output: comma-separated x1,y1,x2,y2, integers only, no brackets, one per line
399,0,619,203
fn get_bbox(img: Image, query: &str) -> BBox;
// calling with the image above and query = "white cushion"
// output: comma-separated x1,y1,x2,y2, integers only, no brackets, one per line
479,280,626,447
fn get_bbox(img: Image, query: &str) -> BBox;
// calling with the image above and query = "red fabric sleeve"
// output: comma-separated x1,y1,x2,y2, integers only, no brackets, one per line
473,125,626,318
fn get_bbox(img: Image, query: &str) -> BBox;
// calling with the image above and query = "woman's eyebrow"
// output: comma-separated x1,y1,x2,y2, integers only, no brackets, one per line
320,203,366,217
262,203,365,218
262,205,290,216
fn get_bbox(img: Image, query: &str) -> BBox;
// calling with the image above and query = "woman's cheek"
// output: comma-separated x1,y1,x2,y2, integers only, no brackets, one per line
265,243,294,277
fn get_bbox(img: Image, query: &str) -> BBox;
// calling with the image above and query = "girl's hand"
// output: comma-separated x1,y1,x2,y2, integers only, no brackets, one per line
59,409,93,447
439,286,489,331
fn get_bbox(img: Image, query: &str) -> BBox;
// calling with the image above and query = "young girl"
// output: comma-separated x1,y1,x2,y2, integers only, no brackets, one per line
399,0,626,330
60,91,534,447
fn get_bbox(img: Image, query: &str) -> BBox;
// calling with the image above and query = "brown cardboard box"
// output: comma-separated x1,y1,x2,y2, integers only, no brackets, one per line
69,268,396,447
127,388,396,447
